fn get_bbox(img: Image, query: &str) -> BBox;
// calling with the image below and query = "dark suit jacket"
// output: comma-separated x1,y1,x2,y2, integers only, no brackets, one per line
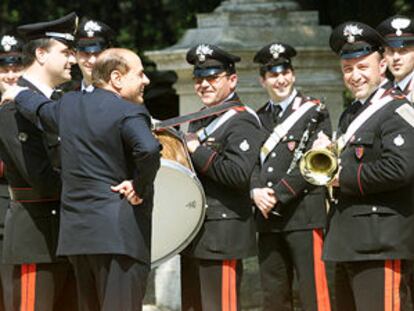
323,88,414,262
15,87,161,264
0,78,61,264
183,94,266,260
250,93,332,232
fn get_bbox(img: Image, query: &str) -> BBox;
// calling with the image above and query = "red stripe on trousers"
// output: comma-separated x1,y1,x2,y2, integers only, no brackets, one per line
312,229,331,311
222,260,237,311
20,263,36,311
385,260,401,311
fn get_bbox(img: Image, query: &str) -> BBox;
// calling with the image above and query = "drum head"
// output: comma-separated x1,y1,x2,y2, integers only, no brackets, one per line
152,159,205,267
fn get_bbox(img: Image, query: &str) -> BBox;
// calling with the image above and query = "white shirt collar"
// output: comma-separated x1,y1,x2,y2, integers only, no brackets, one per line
223,92,235,103
22,74,54,99
269,88,298,116
396,69,414,92
81,79,95,93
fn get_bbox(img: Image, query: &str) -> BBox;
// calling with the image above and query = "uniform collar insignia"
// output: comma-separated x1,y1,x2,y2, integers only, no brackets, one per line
391,18,411,36
195,44,213,63
1,35,17,52
269,44,285,59
84,20,102,37
343,24,363,43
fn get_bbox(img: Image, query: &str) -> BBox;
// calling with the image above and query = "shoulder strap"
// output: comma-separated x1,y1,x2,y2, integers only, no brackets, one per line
337,94,393,150
153,101,242,130
260,100,316,164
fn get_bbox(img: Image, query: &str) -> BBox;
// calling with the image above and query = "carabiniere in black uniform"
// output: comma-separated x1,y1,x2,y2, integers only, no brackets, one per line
181,44,266,311
0,32,25,311
324,21,414,311
251,92,332,311
250,42,332,311
0,13,78,311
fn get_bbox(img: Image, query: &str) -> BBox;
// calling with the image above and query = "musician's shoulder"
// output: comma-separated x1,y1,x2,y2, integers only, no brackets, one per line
394,103,414,128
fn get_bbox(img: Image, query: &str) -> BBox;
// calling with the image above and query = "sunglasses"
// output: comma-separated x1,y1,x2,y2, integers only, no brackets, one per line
193,73,229,85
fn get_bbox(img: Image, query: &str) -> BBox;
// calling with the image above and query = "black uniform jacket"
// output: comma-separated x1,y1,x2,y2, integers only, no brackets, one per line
251,93,332,232
183,94,266,260
14,88,161,264
323,88,414,262
0,158,9,257
0,78,61,264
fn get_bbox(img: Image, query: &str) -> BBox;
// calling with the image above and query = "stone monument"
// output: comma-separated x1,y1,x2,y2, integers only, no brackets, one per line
146,0,345,124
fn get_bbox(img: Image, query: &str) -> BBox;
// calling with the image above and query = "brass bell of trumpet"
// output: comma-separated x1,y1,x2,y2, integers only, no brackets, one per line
299,148,338,186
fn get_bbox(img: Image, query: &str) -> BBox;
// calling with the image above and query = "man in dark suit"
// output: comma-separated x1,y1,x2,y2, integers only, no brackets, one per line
318,21,414,311
0,13,78,311
4,48,161,311
181,43,265,311
0,32,26,311
250,43,332,311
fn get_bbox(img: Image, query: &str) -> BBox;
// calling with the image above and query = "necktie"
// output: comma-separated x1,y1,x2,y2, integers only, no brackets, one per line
339,101,362,133
272,104,282,125
51,89,63,100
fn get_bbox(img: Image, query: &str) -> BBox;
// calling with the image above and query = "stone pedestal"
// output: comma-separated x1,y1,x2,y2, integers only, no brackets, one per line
145,1,344,310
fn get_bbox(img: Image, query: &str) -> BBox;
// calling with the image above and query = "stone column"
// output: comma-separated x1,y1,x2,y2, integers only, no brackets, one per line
145,1,344,310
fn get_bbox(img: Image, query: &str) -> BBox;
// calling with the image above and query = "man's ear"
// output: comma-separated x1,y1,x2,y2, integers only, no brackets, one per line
35,47,49,65
109,70,123,89
259,76,266,89
228,73,238,89
379,57,387,76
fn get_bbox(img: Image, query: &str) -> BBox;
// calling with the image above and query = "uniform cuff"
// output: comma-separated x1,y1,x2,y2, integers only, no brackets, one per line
339,163,363,195
192,146,217,174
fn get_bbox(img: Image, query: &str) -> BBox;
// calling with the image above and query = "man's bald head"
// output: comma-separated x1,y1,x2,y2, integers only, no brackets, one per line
92,48,139,88
92,48,149,104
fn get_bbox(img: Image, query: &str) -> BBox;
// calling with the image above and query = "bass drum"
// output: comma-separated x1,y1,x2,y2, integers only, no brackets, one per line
152,129,206,267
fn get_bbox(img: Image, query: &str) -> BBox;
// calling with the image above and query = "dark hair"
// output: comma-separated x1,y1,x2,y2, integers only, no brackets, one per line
92,50,130,88
21,38,53,66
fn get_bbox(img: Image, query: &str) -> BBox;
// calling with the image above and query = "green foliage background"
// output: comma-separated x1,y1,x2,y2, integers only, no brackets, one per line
0,0,412,56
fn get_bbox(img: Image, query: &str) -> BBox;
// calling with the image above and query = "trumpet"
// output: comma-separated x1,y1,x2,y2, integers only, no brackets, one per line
299,146,339,186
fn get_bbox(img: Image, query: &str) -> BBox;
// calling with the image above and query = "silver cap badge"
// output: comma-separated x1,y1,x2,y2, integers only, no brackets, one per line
391,18,411,37
1,35,17,52
195,44,213,63
269,44,285,59
343,24,363,43
84,21,102,38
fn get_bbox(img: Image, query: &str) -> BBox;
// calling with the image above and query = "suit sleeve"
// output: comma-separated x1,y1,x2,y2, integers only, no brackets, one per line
14,89,60,134
273,107,332,204
191,115,266,190
120,113,161,197
340,107,414,196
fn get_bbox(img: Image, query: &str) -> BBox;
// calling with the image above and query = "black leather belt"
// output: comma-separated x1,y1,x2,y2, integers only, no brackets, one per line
9,187,60,203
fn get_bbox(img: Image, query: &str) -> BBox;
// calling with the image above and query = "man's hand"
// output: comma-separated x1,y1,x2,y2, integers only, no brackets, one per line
186,133,200,153
111,180,143,205
312,131,332,149
331,165,342,187
252,188,277,219
0,84,27,105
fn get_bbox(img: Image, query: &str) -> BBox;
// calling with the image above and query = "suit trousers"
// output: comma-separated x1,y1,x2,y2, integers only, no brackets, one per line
258,229,331,311
335,260,412,311
69,254,150,311
7,261,77,311
181,255,243,311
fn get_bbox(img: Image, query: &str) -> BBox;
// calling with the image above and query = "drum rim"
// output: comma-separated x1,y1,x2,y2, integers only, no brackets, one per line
151,158,206,268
